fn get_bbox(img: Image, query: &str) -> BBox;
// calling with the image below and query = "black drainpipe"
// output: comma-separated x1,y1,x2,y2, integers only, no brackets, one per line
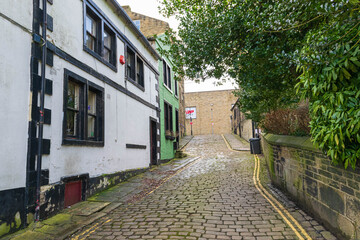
35,0,47,222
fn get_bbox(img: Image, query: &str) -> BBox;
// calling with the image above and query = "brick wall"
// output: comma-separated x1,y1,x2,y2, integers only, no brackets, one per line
185,90,237,135
262,134,360,239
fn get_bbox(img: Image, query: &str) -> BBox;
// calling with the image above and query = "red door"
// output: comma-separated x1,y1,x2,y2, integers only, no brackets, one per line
64,181,82,207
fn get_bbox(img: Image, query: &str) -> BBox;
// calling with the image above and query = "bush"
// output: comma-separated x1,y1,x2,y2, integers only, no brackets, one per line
261,105,310,136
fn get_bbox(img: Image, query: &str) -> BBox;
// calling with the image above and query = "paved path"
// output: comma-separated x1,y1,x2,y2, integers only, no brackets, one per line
68,135,336,240
179,136,194,150
223,134,250,151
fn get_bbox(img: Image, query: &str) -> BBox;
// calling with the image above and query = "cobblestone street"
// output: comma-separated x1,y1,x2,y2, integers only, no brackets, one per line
70,135,336,240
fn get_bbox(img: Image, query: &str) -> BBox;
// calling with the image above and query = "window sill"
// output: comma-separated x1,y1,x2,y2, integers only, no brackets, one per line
163,83,173,94
83,46,117,72
126,77,145,92
62,138,104,147
165,135,175,141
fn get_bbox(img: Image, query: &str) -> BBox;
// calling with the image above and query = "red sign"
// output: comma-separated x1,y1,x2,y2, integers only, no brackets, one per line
190,122,193,125
186,110,194,114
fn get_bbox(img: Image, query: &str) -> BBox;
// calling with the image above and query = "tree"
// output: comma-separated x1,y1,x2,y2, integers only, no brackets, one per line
160,0,360,168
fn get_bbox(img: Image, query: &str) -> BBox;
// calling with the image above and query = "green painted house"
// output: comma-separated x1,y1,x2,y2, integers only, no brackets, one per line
156,34,180,162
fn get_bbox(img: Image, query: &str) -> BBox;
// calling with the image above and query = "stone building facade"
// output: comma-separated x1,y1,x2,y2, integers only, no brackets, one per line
122,5,169,37
185,90,237,135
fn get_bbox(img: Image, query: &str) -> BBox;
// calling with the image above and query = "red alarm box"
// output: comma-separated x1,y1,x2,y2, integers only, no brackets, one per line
119,55,125,65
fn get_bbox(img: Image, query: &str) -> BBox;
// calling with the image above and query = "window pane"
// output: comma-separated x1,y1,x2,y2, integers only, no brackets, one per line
164,102,169,131
86,14,97,51
104,30,111,49
136,58,144,86
104,48,110,62
134,20,141,30
86,34,95,51
88,90,96,115
167,66,171,89
87,115,96,138
163,61,167,86
66,110,78,136
86,14,96,36
68,81,79,110
126,49,135,79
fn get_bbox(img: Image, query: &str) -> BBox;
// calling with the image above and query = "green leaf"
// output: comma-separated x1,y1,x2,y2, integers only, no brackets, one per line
342,68,351,80
335,134,339,146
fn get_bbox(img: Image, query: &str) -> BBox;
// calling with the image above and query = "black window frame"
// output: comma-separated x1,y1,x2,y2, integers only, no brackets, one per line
174,78,178,97
84,4,117,71
63,69,104,147
164,101,174,140
126,45,145,90
163,60,172,90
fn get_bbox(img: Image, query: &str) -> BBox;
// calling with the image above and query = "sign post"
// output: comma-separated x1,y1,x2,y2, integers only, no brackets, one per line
186,109,195,135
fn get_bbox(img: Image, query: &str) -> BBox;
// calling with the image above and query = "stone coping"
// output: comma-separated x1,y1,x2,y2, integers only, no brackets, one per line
262,133,322,153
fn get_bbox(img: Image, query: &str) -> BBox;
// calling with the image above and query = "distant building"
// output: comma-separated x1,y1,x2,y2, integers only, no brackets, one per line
184,90,237,135
0,0,160,236
124,6,185,162
231,99,254,141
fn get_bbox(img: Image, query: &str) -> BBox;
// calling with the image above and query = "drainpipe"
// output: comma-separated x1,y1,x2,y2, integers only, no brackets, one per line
35,0,47,222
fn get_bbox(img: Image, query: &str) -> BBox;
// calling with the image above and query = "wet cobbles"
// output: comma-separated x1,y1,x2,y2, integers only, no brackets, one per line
75,135,337,240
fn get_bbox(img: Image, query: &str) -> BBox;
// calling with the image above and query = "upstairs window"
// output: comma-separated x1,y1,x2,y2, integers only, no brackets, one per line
84,5,116,69
126,46,145,89
167,65,171,89
103,27,115,65
134,20,141,30
126,47,136,80
85,13,99,53
174,78,178,96
136,58,144,87
163,60,171,90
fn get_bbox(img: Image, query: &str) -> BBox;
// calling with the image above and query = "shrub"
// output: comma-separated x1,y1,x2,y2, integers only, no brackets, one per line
261,105,310,136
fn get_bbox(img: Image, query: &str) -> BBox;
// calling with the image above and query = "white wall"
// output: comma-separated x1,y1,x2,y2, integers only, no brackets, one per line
46,0,158,105
43,0,159,183
0,0,159,188
47,57,158,183
0,0,33,190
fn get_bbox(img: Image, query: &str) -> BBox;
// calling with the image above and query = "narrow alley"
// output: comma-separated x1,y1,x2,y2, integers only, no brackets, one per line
68,135,336,240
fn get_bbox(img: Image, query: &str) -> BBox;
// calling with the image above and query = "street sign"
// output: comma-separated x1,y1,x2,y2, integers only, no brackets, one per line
185,107,196,119
190,122,193,125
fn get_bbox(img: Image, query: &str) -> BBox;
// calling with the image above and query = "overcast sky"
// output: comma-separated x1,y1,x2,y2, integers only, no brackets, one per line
117,0,236,93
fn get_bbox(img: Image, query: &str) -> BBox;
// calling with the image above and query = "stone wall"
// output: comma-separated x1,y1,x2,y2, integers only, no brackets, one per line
231,101,253,141
122,6,169,37
185,90,237,135
178,78,186,138
261,134,360,239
